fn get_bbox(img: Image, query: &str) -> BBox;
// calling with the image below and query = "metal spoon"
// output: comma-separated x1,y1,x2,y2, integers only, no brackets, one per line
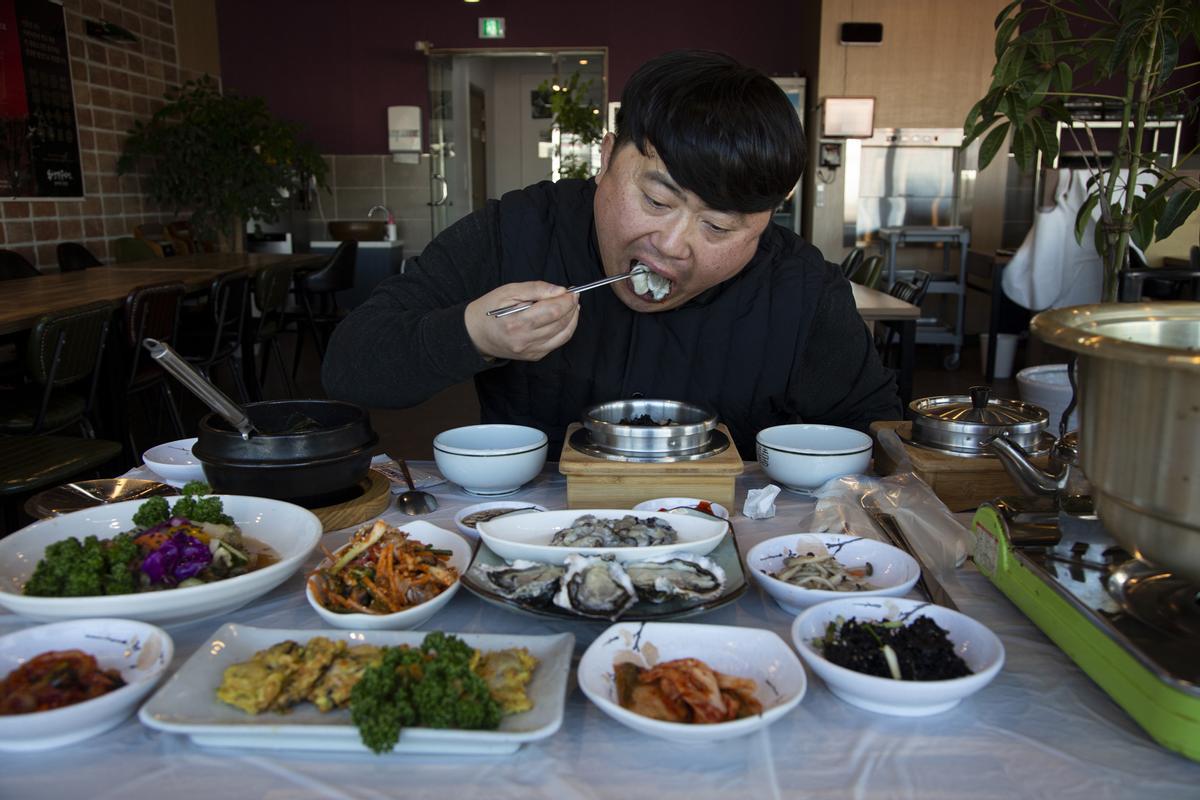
396,458,438,515
486,265,648,318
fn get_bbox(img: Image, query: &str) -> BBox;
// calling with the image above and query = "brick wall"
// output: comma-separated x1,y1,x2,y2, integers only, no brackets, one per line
0,0,211,270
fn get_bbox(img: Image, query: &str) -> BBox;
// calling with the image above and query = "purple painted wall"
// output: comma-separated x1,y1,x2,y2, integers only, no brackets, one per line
215,0,816,154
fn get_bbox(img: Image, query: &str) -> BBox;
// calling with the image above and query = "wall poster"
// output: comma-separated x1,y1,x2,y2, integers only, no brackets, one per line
0,0,83,198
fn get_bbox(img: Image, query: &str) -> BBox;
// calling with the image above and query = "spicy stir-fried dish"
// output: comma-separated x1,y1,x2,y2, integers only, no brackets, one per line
215,632,538,754
308,520,459,615
0,649,126,715
614,657,762,724
23,482,274,598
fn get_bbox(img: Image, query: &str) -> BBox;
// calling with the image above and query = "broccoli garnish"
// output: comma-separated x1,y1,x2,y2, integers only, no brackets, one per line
23,534,139,597
169,482,233,526
350,633,501,754
132,496,169,529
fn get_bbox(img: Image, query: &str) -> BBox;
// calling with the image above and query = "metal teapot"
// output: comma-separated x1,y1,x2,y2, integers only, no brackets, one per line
987,430,1093,512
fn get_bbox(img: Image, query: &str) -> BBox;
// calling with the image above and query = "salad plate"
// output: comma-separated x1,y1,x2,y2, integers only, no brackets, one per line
0,495,322,626
461,533,747,623
476,508,728,563
138,623,574,755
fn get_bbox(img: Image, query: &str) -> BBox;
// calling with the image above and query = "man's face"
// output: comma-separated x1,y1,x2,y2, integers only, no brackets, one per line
592,134,772,313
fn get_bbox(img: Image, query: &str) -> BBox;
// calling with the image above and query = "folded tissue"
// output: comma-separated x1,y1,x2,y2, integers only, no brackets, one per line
743,484,782,520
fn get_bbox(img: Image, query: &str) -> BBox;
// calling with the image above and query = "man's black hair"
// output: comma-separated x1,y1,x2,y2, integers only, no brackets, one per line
613,50,806,214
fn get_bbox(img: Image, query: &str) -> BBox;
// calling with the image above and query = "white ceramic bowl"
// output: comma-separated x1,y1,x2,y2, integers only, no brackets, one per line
141,437,205,487
791,597,1005,716
453,501,549,539
0,618,173,751
476,508,728,563
756,424,873,491
577,621,806,743
433,424,548,496
632,497,730,520
305,520,472,630
746,533,921,613
0,495,323,626
1016,363,1079,431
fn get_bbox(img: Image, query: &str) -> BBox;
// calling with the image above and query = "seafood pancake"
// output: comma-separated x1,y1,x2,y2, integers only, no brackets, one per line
216,640,304,714
474,648,539,714
271,636,343,711
310,644,384,712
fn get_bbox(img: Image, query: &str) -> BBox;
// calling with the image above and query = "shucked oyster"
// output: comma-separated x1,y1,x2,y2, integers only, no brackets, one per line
630,262,672,302
552,554,637,620
472,559,564,603
550,514,678,548
624,553,726,603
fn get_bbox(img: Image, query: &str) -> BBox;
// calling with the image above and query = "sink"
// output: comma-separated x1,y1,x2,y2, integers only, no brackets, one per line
328,220,386,241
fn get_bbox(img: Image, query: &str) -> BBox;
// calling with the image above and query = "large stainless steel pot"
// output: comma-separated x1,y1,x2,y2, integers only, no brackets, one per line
1032,302,1200,581
582,399,717,456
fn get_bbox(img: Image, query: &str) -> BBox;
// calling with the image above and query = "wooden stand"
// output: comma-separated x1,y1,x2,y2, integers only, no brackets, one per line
558,423,743,509
871,420,1049,511
311,470,391,533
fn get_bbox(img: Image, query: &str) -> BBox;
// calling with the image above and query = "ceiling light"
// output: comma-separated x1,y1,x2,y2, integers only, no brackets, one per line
578,59,588,65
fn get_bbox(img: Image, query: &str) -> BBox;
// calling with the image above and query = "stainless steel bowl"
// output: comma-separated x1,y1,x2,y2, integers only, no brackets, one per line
582,399,717,456
1033,302,1200,582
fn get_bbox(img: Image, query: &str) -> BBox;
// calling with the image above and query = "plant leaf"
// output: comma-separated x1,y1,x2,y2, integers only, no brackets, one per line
1156,189,1200,240
994,0,1021,30
979,121,1011,170
1158,31,1179,87
1055,61,1072,94
1131,199,1155,251
1033,116,1060,163
996,17,1019,59
1012,123,1036,169
1075,192,1100,245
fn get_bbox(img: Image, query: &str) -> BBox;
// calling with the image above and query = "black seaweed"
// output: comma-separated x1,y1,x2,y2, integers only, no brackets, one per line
821,616,972,681
618,414,676,426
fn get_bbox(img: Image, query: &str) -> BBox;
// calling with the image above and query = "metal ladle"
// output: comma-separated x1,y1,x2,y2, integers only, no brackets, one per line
143,338,256,439
396,458,438,515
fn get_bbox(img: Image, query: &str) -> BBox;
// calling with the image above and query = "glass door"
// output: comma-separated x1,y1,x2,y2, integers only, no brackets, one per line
427,54,464,239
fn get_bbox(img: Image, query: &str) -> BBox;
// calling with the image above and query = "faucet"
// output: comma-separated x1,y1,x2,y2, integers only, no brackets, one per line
367,205,396,241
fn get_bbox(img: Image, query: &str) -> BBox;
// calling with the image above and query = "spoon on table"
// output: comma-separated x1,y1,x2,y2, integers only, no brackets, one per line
396,458,438,515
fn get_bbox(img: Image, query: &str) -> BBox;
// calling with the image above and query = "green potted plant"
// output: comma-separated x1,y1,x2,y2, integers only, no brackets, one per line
538,71,605,180
964,0,1200,302
117,76,328,250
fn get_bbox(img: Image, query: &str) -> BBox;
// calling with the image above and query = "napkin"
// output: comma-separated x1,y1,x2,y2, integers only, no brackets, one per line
370,455,447,494
743,484,782,519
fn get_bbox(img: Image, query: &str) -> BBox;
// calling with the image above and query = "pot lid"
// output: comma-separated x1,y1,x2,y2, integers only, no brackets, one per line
910,386,1048,430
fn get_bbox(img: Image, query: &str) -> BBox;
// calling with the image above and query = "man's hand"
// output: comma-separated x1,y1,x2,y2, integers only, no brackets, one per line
464,281,580,362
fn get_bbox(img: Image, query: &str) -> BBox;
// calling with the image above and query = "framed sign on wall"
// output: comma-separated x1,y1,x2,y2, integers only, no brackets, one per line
0,0,83,198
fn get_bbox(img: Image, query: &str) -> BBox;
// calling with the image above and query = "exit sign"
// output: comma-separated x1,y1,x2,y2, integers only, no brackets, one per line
478,17,505,39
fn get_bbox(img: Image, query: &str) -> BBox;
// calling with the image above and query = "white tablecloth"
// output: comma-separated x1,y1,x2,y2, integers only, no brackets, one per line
3,463,1197,799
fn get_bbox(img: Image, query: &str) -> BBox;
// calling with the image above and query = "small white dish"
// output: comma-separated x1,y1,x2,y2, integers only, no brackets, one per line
577,621,806,743
453,501,549,539
0,495,322,626
139,623,574,755
746,533,920,613
791,596,1005,716
433,424,548,496
476,508,728,564
756,424,872,491
141,437,204,487
305,520,472,630
632,497,730,520
0,618,173,751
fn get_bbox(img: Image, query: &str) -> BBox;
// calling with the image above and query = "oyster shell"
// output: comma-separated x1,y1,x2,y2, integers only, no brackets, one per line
552,554,637,619
472,559,564,603
624,553,727,603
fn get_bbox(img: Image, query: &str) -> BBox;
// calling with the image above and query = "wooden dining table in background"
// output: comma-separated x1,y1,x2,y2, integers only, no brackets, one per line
0,252,328,336
851,281,921,406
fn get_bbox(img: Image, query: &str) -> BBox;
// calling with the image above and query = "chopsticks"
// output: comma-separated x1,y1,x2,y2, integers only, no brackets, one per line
861,499,959,610
486,271,641,318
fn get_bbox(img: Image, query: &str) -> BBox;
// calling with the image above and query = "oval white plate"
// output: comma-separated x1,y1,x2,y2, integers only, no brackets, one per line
476,509,728,563
453,501,549,539
791,597,1005,716
632,497,730,521
141,438,204,487
577,621,806,742
0,618,173,751
746,533,920,613
0,495,322,626
305,520,472,630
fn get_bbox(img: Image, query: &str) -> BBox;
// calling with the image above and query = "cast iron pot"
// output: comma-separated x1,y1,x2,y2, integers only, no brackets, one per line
192,400,378,507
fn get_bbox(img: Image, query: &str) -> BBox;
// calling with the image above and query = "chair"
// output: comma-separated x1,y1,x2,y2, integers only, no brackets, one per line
0,300,116,437
293,241,357,372
179,269,251,402
249,262,296,399
0,249,41,280
166,220,217,255
877,269,932,367
114,237,161,263
133,223,176,257
122,282,187,458
849,254,884,290
0,434,123,534
839,247,865,279
56,242,104,272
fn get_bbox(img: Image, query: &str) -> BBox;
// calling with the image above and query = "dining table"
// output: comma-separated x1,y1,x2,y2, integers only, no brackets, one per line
0,252,329,336
2,461,1196,800
851,282,920,405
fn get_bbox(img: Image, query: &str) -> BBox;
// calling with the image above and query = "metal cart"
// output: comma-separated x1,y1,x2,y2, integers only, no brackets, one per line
878,225,971,369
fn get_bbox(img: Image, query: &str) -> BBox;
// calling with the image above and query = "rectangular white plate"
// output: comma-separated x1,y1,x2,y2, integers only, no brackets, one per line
138,623,574,755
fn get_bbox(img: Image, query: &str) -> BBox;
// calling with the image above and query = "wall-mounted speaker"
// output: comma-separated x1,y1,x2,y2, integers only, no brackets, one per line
840,22,883,45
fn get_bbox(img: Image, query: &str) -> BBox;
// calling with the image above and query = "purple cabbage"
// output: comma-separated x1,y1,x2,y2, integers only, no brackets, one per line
140,531,213,586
